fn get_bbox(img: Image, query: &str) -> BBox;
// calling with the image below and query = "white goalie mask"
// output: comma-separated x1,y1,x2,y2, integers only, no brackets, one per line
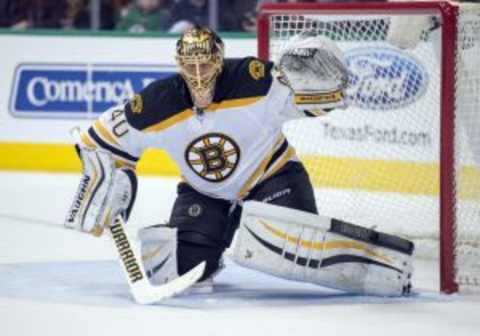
276,33,349,112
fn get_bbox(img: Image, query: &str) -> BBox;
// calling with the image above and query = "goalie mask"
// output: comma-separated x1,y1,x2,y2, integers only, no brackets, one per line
176,26,225,109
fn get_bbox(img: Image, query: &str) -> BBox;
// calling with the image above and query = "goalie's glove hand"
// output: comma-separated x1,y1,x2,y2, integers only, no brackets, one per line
65,131,137,236
276,34,349,115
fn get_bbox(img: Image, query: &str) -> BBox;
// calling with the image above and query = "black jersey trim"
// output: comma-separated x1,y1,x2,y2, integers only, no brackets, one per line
142,108,194,133
88,127,139,163
93,120,119,146
205,95,263,112
141,96,264,133
125,74,193,132
265,139,288,172
259,144,297,186
237,136,285,198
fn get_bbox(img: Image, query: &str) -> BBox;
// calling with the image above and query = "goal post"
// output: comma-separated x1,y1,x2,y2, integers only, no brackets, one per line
257,1,480,294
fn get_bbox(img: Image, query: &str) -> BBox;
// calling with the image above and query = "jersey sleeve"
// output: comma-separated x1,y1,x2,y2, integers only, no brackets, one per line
78,104,150,168
231,57,275,99
78,76,186,168
264,72,310,126
221,57,307,126
123,75,192,133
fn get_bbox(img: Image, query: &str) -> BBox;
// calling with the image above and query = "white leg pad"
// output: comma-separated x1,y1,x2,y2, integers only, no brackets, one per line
139,225,216,294
139,225,178,285
232,201,414,296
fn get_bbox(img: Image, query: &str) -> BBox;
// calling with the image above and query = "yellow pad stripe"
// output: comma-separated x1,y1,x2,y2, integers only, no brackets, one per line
259,219,392,263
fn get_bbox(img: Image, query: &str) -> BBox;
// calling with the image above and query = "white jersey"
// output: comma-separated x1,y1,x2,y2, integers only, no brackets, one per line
80,57,306,201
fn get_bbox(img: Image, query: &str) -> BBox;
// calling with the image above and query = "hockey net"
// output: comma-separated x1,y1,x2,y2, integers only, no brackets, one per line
257,1,480,293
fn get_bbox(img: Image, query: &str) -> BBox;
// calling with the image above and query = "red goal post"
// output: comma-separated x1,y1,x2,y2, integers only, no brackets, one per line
257,1,480,294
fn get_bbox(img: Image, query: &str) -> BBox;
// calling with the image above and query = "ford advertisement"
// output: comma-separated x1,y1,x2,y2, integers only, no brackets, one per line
345,48,429,111
10,63,176,118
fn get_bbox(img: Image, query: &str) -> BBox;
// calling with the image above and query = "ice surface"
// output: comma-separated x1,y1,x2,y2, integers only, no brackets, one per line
1,172,479,336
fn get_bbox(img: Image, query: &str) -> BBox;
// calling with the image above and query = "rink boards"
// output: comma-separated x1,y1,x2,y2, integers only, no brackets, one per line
1,31,479,199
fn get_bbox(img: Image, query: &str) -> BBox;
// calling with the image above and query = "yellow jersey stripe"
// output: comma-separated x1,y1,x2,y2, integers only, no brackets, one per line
238,136,285,198
142,96,263,133
205,96,263,112
80,131,97,149
143,108,194,133
260,145,297,183
93,120,119,146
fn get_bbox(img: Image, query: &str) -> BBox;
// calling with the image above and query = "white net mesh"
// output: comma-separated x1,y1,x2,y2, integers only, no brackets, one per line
265,4,480,291
454,4,480,289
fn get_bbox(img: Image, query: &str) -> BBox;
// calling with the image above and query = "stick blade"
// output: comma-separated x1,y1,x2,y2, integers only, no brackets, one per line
132,261,206,304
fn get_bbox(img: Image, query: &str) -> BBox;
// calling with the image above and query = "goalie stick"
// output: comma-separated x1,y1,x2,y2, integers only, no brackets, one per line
0,212,206,304
108,215,206,304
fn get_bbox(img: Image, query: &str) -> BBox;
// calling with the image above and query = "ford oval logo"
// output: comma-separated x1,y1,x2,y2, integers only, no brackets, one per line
344,48,428,110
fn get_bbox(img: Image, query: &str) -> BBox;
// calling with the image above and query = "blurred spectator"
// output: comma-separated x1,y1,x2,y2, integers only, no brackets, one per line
9,0,67,29
65,0,116,30
62,0,86,28
257,0,315,4
219,0,258,32
0,0,15,27
168,0,208,33
116,0,170,32
239,10,257,33
168,0,260,33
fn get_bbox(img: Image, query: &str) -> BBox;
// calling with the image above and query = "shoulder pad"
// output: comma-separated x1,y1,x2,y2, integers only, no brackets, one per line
125,75,192,131
244,57,272,82
236,57,274,85
218,58,274,100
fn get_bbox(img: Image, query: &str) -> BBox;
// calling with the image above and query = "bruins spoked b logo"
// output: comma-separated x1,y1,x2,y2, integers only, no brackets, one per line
185,133,240,182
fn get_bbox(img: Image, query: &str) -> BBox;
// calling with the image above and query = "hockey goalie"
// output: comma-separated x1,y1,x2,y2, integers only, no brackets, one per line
65,26,414,301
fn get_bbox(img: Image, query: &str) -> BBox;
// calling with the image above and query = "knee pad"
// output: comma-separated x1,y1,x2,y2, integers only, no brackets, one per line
169,184,237,280
170,187,233,246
